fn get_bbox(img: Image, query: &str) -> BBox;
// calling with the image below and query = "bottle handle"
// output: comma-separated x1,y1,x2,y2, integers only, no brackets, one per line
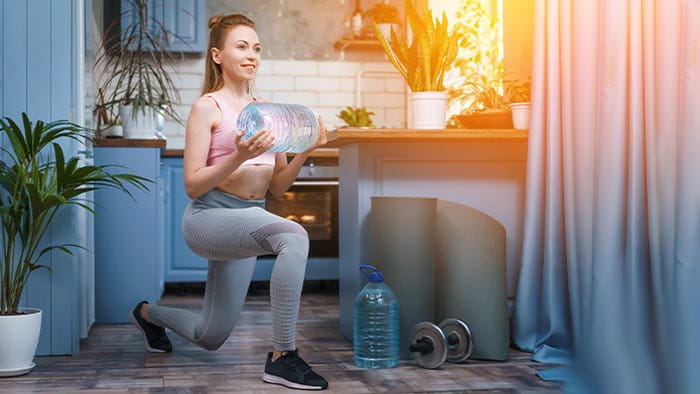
359,265,380,280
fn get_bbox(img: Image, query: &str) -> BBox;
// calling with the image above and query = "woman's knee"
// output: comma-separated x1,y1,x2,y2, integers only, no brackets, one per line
194,317,237,350
250,220,309,253
197,335,228,351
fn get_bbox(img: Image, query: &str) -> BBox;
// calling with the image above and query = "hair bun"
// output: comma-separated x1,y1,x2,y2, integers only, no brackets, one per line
208,15,224,29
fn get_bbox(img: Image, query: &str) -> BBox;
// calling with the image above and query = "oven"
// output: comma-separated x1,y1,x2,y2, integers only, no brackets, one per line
265,161,339,258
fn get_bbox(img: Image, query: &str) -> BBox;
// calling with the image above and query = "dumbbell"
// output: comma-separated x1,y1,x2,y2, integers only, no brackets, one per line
408,318,474,369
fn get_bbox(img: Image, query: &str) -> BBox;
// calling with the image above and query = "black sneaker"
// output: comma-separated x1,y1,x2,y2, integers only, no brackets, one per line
129,301,172,353
262,350,329,390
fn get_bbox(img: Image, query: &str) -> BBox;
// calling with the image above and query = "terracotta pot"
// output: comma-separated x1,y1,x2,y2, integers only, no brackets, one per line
455,110,513,129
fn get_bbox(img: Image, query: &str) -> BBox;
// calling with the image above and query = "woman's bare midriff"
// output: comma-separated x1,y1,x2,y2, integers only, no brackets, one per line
215,164,275,200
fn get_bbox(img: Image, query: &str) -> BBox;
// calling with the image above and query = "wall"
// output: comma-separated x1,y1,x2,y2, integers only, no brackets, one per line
158,0,407,148
207,0,404,62
1,0,86,355
164,59,406,148
502,0,534,81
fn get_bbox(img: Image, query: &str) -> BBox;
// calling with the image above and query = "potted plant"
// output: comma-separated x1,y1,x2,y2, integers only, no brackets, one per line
451,77,513,129
0,113,149,377
337,106,377,128
505,79,531,129
365,2,402,40
94,88,123,138
446,0,512,129
374,0,459,129
93,0,181,139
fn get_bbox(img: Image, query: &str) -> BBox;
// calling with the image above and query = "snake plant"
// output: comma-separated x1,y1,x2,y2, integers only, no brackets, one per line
374,0,459,92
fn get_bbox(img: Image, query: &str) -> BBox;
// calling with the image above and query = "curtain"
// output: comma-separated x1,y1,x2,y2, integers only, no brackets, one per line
512,0,700,392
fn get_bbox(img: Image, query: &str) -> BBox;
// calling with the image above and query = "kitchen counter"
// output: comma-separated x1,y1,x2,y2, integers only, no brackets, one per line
333,128,529,341
93,138,167,149
162,147,339,158
325,128,527,147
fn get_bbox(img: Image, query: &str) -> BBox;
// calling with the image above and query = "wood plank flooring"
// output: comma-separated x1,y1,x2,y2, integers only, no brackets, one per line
2,282,561,393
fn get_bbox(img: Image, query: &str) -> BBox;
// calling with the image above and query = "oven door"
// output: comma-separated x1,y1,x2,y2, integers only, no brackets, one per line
265,180,338,257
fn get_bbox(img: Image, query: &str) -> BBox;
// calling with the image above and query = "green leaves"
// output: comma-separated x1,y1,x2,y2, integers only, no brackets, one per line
337,107,377,128
446,0,506,113
93,0,181,129
0,113,151,314
374,0,459,92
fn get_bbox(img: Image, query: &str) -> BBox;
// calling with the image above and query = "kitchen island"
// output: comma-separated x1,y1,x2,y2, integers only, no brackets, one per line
325,128,528,341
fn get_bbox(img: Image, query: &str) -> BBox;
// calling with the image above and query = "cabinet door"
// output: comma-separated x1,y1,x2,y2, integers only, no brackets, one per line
161,0,206,52
162,158,208,282
121,0,205,52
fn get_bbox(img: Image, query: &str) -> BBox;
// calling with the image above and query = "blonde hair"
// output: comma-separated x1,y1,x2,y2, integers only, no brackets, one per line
202,14,256,95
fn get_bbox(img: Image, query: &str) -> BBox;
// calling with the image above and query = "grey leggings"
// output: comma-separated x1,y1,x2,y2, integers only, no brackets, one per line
147,188,309,351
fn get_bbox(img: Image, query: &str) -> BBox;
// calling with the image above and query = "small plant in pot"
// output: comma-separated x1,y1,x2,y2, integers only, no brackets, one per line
0,113,150,377
446,0,512,129
505,79,531,130
450,77,512,129
94,88,123,138
93,0,181,139
337,106,377,128
365,2,402,40
374,0,459,129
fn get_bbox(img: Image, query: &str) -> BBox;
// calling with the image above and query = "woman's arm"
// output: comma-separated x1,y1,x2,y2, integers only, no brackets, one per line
183,97,274,199
268,116,329,198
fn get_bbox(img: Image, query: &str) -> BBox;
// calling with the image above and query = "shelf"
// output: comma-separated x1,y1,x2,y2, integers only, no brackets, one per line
333,37,384,50
333,38,385,60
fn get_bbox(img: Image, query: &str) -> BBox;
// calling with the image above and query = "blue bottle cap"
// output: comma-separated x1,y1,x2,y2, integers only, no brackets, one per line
359,265,384,282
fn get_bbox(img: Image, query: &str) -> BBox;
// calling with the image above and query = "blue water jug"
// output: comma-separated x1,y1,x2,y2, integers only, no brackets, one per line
236,102,319,153
353,265,400,369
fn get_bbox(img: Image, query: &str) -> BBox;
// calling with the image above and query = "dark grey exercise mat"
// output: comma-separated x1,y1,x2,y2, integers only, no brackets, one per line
435,199,509,360
369,196,437,360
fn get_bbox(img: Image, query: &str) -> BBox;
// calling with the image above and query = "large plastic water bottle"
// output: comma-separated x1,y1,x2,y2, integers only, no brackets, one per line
353,265,400,369
236,102,319,153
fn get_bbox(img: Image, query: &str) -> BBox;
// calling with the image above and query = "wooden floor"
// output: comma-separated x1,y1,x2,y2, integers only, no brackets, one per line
3,282,561,393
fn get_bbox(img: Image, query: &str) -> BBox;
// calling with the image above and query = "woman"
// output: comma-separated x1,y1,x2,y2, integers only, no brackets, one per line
129,14,329,390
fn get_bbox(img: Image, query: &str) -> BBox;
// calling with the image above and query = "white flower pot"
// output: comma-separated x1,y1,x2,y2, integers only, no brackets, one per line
377,23,396,40
409,91,448,129
101,124,123,138
120,104,157,139
0,308,41,377
509,102,531,130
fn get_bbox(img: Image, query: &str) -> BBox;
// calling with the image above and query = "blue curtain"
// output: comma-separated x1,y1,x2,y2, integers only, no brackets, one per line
512,1,700,393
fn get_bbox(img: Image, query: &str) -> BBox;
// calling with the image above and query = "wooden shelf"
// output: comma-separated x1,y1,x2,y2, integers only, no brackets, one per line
333,38,384,51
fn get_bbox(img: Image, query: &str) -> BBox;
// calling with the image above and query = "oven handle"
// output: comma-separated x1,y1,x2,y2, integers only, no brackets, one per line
292,180,339,186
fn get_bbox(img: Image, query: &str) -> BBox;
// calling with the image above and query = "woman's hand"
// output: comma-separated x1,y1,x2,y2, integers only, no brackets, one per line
233,129,275,161
302,116,329,154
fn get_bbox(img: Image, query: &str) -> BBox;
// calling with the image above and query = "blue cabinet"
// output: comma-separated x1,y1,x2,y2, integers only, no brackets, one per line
94,146,164,323
121,0,206,52
161,156,339,282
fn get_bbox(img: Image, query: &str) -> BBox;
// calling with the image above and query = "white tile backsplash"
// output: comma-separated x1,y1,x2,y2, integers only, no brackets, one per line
272,91,318,106
294,76,341,92
361,92,405,108
256,76,295,91
163,59,407,148
318,61,363,77
271,60,318,76
318,92,356,107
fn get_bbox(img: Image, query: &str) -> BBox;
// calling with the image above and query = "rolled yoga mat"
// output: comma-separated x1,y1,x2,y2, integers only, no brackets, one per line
369,197,437,360
435,199,509,361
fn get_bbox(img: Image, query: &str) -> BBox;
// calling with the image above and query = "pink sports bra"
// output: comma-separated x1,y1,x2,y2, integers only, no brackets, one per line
204,92,276,167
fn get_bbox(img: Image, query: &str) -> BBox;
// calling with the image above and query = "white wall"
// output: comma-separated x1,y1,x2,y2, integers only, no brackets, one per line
163,59,407,149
